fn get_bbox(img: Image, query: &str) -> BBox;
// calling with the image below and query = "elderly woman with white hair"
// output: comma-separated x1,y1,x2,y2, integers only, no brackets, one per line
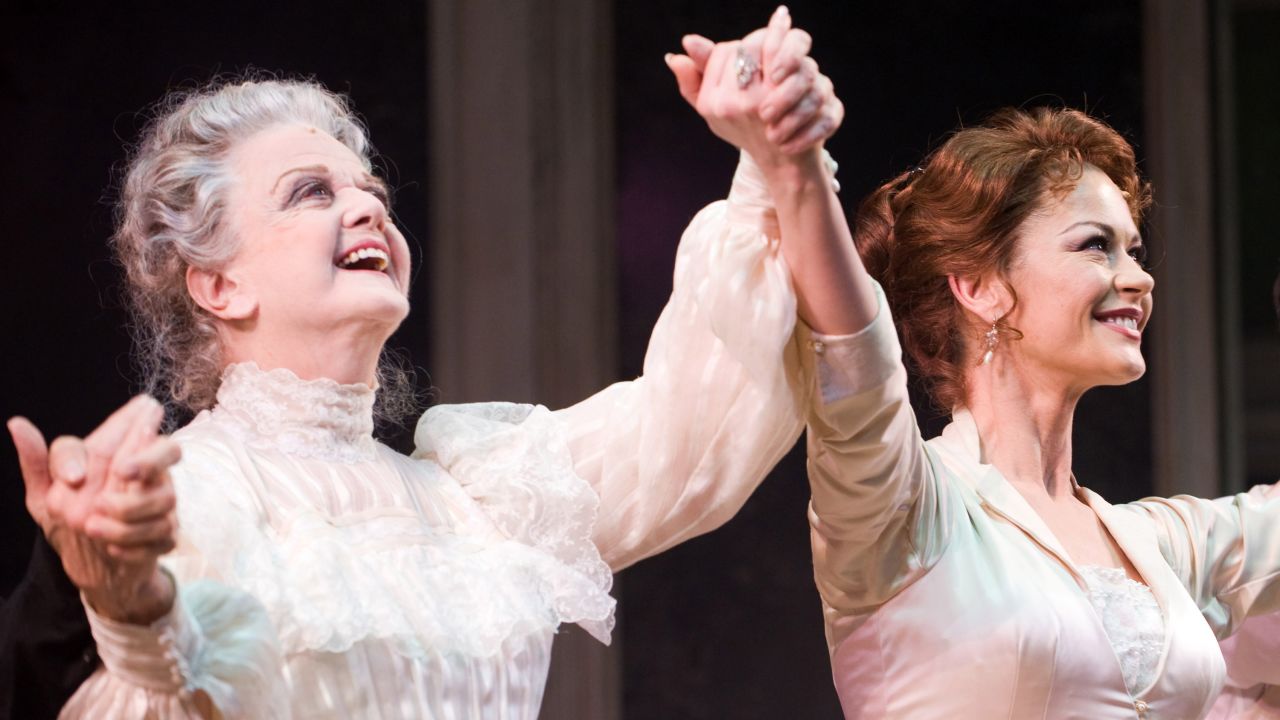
7,8,849,718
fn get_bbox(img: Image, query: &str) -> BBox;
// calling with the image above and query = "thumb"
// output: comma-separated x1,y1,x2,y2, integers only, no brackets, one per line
665,53,703,108
681,34,715,72
48,435,90,489
8,417,53,509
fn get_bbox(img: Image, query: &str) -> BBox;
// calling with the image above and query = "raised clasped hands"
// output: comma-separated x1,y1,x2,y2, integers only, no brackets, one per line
666,5,844,170
8,395,182,624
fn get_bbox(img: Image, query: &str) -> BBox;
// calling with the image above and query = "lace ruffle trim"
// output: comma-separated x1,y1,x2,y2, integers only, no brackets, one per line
414,402,616,644
1081,565,1166,697
213,362,378,463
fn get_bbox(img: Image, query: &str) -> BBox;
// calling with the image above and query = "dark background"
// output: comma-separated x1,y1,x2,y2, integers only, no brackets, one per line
0,1,1223,717
613,2,1148,716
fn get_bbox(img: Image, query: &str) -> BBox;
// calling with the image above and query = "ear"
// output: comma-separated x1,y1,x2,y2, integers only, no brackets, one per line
186,265,256,321
947,271,1013,326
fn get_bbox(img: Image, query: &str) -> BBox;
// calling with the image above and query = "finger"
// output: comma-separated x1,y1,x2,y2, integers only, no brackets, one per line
762,32,803,88
95,480,176,523
680,34,714,72
83,395,152,453
111,402,166,485
48,436,90,489
107,538,176,562
741,28,767,57
771,28,813,85
768,87,822,144
778,106,837,156
760,57,818,123
665,53,703,108
83,396,154,485
701,41,735,100
8,416,55,500
762,5,791,83
85,513,177,546
124,438,182,487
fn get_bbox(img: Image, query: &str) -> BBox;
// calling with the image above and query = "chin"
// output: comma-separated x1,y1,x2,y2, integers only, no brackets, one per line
1096,356,1147,387
351,293,411,330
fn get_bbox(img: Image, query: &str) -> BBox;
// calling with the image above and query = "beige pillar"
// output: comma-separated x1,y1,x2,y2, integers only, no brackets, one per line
1143,0,1222,496
427,0,622,717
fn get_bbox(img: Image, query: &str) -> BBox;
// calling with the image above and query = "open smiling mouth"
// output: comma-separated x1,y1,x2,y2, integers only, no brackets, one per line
337,247,389,273
1097,316,1138,332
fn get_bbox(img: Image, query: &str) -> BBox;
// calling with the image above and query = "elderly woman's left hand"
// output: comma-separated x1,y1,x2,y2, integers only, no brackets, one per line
666,6,843,165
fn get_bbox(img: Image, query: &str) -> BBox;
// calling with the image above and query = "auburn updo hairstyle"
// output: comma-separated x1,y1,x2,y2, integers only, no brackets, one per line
854,107,1151,410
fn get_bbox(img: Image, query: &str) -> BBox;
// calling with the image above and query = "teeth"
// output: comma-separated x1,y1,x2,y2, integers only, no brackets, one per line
337,247,390,272
1101,316,1138,331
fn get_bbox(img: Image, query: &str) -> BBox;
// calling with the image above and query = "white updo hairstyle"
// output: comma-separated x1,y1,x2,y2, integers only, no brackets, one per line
113,76,416,425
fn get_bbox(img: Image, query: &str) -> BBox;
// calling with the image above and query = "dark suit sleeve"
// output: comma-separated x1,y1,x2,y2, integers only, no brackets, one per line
0,534,97,720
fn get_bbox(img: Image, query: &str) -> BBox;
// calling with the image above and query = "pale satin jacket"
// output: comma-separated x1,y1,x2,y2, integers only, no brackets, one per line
1211,609,1280,718
59,154,822,719
804,287,1280,719
1210,484,1280,720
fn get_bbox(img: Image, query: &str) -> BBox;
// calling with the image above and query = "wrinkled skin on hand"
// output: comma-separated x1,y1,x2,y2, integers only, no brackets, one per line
9,395,182,624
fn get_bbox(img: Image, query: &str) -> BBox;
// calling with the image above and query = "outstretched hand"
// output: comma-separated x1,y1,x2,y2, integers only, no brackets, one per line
666,6,844,164
9,395,181,624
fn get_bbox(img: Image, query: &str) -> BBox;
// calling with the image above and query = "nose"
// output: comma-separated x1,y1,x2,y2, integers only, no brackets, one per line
1115,253,1154,298
340,186,388,232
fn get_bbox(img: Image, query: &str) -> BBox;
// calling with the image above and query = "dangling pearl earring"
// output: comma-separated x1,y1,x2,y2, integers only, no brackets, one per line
981,321,999,366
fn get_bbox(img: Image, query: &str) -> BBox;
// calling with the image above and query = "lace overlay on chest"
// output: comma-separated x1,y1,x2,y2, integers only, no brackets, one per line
211,362,378,462
1080,565,1166,696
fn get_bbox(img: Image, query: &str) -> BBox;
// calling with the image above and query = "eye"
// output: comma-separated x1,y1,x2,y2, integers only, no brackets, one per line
1128,243,1148,267
364,185,391,209
1079,235,1109,253
288,178,333,205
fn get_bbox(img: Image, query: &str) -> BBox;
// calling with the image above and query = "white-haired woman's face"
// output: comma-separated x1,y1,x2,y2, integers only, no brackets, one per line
1001,165,1154,392
218,123,412,345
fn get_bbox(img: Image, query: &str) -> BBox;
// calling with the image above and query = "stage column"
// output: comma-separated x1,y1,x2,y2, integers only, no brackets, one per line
427,0,622,718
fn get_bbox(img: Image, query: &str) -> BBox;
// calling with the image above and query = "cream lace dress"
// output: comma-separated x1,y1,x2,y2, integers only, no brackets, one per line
59,154,825,719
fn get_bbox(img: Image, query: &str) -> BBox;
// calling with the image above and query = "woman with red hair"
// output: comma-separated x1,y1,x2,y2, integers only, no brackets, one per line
781,108,1280,717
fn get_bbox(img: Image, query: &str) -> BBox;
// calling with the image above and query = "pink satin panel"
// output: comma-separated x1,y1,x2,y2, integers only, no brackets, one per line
804,289,1280,719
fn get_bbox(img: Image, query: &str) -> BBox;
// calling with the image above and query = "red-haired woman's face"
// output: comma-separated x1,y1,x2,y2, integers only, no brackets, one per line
1003,165,1154,392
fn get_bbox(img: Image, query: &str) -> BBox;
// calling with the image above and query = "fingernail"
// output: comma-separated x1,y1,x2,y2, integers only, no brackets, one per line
664,52,674,66
761,104,776,121
771,67,788,84
63,458,86,483
777,5,790,18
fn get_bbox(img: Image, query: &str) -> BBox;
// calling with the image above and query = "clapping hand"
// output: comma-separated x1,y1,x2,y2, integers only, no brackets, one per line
666,6,844,166
8,395,182,624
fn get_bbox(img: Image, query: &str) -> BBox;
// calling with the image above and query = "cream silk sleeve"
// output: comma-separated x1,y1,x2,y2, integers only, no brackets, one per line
1121,481,1280,639
58,443,290,720
801,285,947,643
552,152,810,572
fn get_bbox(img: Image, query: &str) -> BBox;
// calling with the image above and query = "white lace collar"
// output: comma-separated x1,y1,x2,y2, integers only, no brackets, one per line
211,362,379,463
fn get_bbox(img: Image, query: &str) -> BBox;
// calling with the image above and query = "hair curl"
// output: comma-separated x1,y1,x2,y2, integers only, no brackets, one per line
854,107,1152,410
112,74,418,425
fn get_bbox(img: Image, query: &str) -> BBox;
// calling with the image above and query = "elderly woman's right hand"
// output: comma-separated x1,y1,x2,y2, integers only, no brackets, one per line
667,6,843,167
8,395,182,624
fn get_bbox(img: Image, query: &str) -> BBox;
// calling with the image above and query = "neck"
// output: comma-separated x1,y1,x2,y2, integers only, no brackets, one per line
964,353,1082,499
222,320,390,387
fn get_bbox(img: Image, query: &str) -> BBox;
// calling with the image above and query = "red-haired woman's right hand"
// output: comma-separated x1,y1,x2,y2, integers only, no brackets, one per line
666,7,843,164
8,395,181,624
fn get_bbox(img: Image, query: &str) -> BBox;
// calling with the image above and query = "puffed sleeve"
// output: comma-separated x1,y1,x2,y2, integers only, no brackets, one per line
58,440,290,720
1217,484,1280,689
801,283,946,647
551,151,809,571
1122,482,1280,640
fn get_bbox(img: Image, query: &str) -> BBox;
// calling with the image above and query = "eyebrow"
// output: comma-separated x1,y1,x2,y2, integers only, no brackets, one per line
1058,220,1144,248
271,164,389,197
